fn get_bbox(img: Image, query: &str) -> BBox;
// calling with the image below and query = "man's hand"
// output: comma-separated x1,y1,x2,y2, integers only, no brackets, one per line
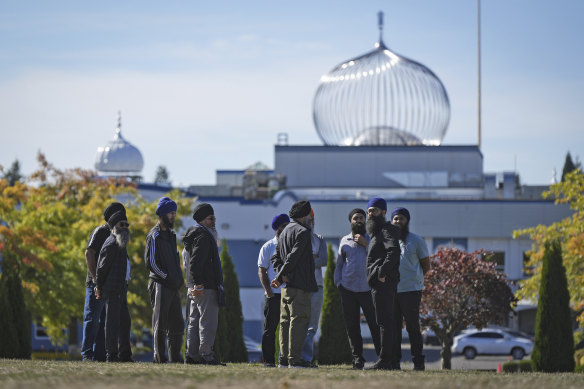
270,278,281,289
189,285,205,297
94,286,102,299
354,234,368,247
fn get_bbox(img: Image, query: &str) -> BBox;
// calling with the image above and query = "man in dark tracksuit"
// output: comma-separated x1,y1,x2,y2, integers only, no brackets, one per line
95,209,132,362
81,202,125,361
365,197,401,370
270,200,318,369
145,197,185,363
182,202,226,366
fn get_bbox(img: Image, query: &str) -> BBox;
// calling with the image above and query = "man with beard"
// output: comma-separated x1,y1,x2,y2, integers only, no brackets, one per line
390,207,430,371
145,197,185,363
364,197,401,370
95,209,133,362
270,200,318,369
334,208,381,369
257,213,290,367
182,203,226,366
301,209,328,364
82,202,129,362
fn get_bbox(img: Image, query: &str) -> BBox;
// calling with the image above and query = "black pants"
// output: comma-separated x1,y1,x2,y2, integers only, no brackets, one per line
148,280,184,363
261,293,281,364
339,285,381,359
371,280,396,362
393,290,424,365
104,288,132,362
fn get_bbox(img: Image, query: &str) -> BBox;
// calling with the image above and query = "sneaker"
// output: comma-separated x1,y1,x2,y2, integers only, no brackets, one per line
263,362,276,368
289,359,318,369
202,358,227,366
364,359,392,370
352,357,365,370
185,356,202,365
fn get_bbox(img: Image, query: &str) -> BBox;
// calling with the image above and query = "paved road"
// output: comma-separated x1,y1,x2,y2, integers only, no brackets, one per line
363,344,527,371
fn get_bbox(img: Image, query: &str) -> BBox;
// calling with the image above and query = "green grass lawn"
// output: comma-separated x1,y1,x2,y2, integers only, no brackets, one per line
1,360,582,389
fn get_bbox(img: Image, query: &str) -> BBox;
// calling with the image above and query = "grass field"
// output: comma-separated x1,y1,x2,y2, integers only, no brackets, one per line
1,360,583,389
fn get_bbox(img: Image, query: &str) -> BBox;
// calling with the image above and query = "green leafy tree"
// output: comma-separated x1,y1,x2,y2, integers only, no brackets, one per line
317,243,352,365
1,159,23,186
531,241,574,372
514,169,584,326
154,165,171,186
561,152,580,182
420,247,516,370
214,240,248,362
0,153,193,347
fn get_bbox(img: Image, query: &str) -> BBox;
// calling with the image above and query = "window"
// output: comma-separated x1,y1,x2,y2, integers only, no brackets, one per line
485,251,505,272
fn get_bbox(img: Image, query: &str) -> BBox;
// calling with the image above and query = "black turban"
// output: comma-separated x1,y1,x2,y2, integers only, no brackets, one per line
108,210,127,228
103,202,125,223
348,208,366,222
289,200,311,219
193,203,214,223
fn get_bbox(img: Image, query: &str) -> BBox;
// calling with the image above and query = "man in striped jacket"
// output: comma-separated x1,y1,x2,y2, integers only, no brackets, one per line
145,197,185,363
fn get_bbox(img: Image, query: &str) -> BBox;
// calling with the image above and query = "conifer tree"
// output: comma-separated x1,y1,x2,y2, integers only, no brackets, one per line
0,275,20,357
317,243,352,364
531,241,575,372
214,240,248,362
561,152,579,182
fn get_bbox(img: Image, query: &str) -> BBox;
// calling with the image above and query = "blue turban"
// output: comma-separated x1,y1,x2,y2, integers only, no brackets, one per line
391,207,410,222
367,197,387,211
156,196,177,216
271,213,290,231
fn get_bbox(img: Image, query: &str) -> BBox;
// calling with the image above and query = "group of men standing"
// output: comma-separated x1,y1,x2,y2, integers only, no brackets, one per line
81,197,226,365
80,195,429,370
258,198,429,370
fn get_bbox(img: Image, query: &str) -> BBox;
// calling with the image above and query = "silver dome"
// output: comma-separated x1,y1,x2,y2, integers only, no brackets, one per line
94,112,144,175
313,12,450,146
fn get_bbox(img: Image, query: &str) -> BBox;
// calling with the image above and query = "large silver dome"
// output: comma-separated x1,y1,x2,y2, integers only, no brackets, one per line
313,12,450,146
94,112,144,175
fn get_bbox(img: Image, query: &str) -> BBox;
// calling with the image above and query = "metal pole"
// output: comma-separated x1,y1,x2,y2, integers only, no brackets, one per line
478,0,482,149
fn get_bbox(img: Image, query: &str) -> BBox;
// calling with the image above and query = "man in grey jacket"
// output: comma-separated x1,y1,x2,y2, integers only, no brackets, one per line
271,200,318,368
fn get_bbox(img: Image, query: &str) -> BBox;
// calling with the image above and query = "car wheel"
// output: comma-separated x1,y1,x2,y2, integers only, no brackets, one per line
511,347,525,360
463,347,477,360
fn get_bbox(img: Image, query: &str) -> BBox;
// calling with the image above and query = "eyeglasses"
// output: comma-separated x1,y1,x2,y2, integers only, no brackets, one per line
119,222,130,228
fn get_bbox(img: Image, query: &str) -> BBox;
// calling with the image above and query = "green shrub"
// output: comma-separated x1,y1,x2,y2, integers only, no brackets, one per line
317,244,352,365
519,360,533,372
531,241,575,372
575,365,584,373
502,361,519,373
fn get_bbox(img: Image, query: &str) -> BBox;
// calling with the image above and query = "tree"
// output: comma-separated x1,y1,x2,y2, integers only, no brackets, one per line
214,240,248,362
154,166,171,186
531,241,574,372
0,274,20,357
514,169,584,326
317,243,352,365
1,159,23,186
0,153,194,346
420,247,516,370
561,152,580,182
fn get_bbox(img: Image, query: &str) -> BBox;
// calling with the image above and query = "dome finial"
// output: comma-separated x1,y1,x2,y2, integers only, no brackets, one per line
116,110,122,135
377,11,384,47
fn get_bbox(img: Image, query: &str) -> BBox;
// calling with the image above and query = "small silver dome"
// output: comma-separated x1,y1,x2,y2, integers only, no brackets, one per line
94,112,144,175
313,12,450,146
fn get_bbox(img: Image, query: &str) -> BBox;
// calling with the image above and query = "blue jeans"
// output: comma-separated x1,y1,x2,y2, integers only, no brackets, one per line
302,286,324,362
81,283,106,361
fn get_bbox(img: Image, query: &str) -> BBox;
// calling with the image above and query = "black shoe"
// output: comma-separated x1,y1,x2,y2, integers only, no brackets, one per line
82,357,93,362
263,362,276,368
289,359,318,369
202,358,226,366
277,358,288,368
365,359,392,370
185,356,202,365
352,357,365,370
120,357,135,363
391,361,401,371
413,363,425,371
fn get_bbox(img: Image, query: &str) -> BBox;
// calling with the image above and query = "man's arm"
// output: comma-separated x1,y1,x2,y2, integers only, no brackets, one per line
85,248,97,283
258,267,274,297
275,229,310,282
95,244,113,298
420,257,431,275
334,246,345,287
190,234,211,290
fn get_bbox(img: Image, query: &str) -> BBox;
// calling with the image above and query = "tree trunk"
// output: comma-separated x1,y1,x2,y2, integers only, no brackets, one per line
440,335,453,370
67,317,79,359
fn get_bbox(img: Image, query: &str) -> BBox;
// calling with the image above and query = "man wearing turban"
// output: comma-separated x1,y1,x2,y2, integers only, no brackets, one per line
145,197,185,363
270,200,318,368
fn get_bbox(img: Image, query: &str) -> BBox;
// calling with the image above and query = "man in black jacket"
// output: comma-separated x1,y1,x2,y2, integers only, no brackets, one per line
182,202,226,366
145,197,185,363
95,209,132,362
270,200,318,368
364,197,401,370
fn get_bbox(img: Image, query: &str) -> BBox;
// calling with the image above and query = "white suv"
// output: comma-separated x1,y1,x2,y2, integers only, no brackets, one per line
452,328,534,360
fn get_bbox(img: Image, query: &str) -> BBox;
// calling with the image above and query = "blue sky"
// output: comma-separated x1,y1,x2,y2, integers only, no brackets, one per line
1,0,582,186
